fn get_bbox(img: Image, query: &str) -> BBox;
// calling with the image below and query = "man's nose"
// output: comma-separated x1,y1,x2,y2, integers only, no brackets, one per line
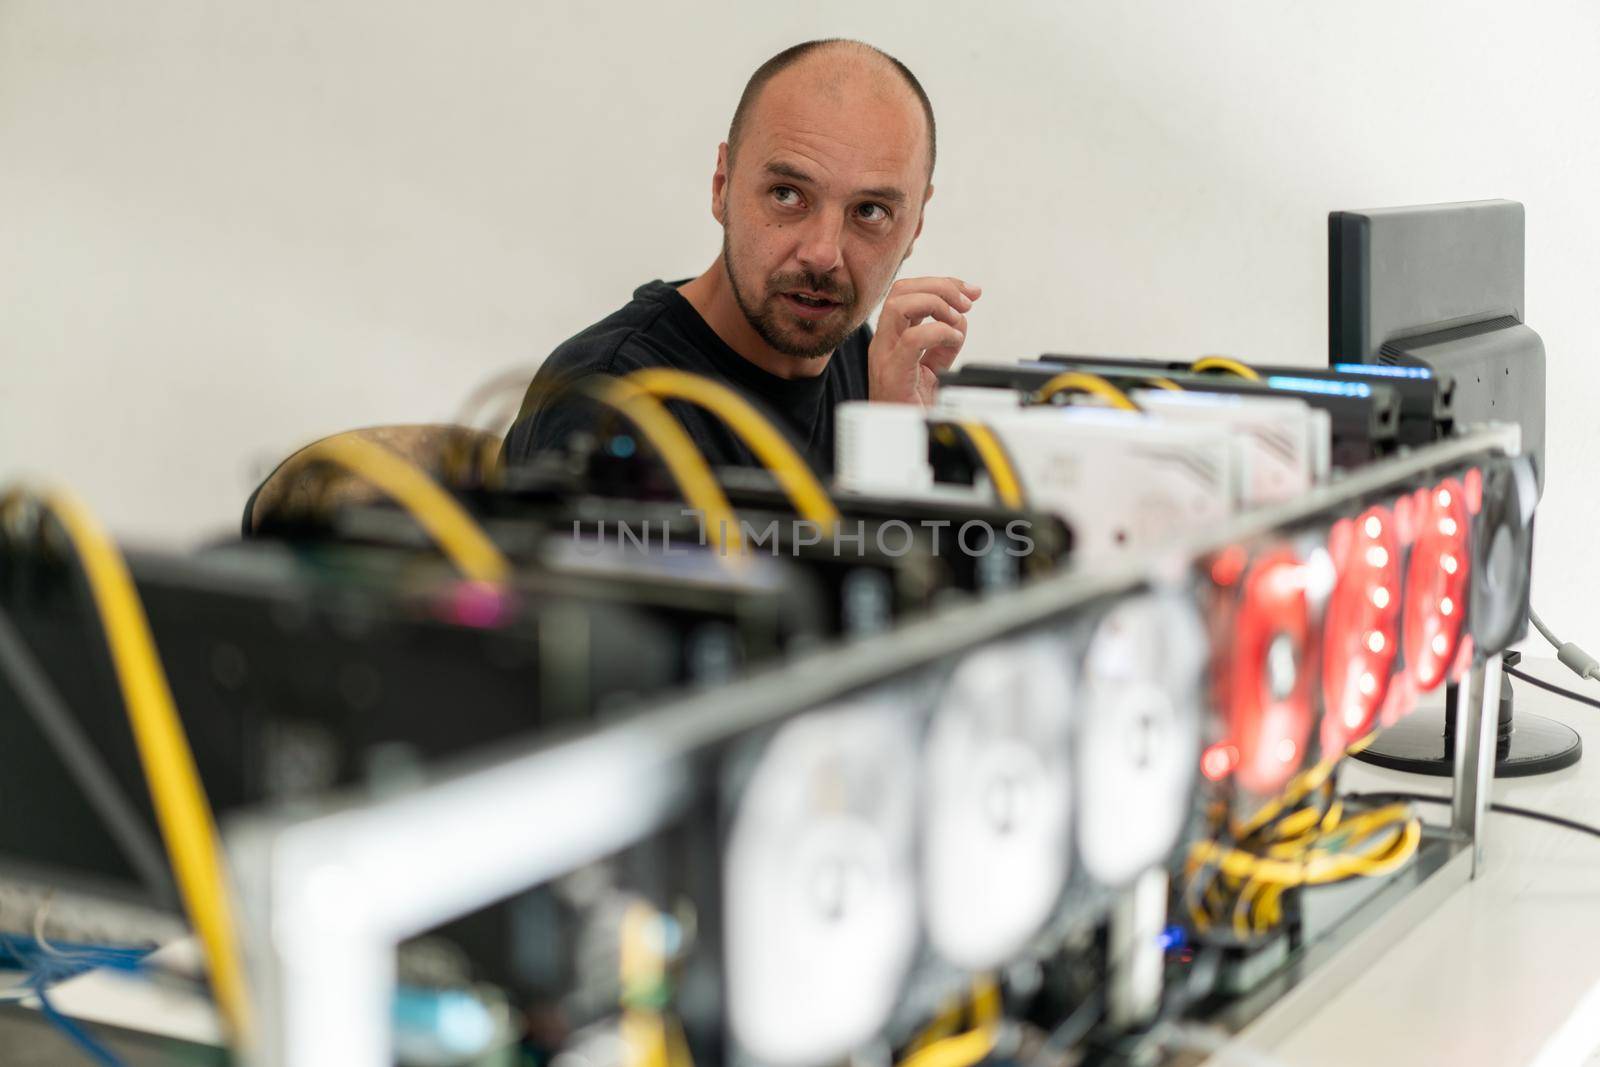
794,208,845,277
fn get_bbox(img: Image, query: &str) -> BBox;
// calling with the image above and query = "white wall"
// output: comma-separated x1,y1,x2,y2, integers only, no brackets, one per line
2,0,1597,630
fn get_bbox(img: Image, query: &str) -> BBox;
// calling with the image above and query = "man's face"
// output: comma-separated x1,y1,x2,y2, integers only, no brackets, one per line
714,62,932,359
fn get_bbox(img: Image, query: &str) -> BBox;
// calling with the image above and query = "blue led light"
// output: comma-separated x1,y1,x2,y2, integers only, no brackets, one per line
1266,375,1373,398
1332,362,1433,380
1157,925,1187,952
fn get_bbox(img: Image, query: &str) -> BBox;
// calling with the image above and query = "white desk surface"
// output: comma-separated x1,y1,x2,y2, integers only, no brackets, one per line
1244,655,1600,1067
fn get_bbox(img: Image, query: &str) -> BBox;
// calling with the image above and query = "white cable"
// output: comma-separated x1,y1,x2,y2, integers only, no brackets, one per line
1528,607,1600,680
1529,607,1562,648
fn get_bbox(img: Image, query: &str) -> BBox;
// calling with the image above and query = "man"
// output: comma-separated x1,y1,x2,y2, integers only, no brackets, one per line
503,38,980,475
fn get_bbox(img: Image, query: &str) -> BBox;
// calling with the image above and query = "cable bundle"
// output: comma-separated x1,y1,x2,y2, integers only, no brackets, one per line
898,976,1002,1067
1183,756,1422,941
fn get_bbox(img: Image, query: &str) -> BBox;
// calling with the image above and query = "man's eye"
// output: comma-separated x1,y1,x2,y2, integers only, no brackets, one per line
772,186,802,207
857,202,890,223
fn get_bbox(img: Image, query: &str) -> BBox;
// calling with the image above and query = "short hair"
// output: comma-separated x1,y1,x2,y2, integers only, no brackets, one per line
727,39,936,179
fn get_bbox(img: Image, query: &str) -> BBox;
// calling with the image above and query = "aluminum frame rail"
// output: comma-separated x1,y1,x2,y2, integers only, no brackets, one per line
225,424,1521,1067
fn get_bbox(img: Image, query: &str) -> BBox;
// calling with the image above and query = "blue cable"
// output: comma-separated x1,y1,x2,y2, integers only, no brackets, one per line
0,933,152,979
34,985,128,1067
0,932,149,1066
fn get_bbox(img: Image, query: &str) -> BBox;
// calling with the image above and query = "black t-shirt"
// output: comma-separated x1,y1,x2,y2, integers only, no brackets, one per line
503,279,871,474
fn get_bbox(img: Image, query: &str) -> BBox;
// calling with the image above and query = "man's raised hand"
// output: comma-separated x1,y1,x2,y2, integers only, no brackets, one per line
867,276,982,406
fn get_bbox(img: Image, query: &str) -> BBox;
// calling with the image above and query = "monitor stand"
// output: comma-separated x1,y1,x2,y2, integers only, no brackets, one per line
1351,652,1582,777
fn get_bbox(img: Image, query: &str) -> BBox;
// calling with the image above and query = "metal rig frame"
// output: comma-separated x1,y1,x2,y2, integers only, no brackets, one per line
225,425,1521,1067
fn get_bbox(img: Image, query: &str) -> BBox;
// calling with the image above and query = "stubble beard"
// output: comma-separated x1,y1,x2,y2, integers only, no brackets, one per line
722,235,860,360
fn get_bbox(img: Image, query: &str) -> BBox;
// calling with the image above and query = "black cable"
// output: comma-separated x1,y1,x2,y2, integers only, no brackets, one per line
1038,988,1104,1061
1344,791,1600,841
0,605,172,895
1505,664,1600,712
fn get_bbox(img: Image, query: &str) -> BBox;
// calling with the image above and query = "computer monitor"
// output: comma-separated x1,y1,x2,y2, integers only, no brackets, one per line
1329,199,1545,494
1333,200,1580,778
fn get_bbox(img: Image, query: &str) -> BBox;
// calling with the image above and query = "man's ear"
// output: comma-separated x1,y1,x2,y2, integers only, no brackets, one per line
904,182,933,260
711,143,731,227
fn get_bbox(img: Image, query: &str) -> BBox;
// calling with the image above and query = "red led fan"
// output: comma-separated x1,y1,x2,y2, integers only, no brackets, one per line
1228,547,1315,794
1374,491,1420,727
1320,506,1401,753
1401,477,1472,692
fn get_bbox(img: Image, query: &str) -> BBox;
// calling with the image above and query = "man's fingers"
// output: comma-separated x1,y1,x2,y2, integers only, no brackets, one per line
889,276,982,313
868,278,978,404
921,338,964,375
893,277,975,311
898,320,966,357
891,275,980,300
881,291,968,335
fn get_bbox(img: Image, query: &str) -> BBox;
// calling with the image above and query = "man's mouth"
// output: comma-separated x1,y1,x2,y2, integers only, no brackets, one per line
781,291,843,316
